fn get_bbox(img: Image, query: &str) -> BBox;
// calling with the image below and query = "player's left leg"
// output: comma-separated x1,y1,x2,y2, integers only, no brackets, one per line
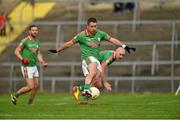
11,66,36,105
85,62,98,84
28,77,39,104
91,71,102,90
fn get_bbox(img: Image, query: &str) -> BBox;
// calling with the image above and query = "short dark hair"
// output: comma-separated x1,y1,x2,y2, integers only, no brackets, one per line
28,24,38,30
87,17,97,25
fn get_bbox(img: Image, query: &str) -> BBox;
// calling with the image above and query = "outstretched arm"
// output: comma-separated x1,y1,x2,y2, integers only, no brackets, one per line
101,61,112,91
48,39,76,54
109,37,124,47
57,39,76,52
109,37,136,53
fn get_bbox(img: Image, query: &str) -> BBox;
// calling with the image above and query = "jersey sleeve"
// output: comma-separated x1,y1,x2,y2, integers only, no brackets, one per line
73,34,81,43
17,38,27,51
100,51,114,65
100,31,110,41
37,40,40,48
105,57,112,65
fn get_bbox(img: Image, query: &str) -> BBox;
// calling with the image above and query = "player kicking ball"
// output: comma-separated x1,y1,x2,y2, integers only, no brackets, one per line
48,17,135,102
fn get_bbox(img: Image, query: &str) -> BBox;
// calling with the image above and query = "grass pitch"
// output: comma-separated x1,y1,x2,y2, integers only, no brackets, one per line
0,93,180,119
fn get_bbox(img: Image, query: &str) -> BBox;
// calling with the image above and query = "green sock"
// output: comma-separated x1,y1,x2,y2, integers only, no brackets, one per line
78,84,91,92
78,86,84,91
83,84,91,90
13,92,19,98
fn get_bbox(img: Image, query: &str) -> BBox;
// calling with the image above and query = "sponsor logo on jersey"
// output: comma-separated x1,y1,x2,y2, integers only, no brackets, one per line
87,38,91,41
28,44,39,48
98,38,100,41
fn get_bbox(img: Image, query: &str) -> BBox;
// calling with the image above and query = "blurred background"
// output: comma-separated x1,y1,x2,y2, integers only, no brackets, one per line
0,0,180,94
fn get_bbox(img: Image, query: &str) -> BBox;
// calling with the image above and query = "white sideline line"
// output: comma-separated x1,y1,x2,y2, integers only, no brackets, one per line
55,102,67,105
147,100,180,105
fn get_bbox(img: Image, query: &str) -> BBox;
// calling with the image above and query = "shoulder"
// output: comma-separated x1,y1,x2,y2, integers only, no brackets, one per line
79,30,85,34
36,39,40,43
96,30,109,38
100,50,113,54
74,30,85,39
76,30,86,35
19,37,28,45
22,37,29,42
97,30,106,34
77,31,85,36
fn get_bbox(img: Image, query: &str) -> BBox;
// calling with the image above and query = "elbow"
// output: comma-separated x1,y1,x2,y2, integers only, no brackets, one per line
14,50,18,56
67,42,73,48
15,46,22,55
100,74,105,80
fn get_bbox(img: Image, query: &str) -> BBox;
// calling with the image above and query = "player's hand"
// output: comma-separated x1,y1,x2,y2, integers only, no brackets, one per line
21,58,30,65
48,49,58,54
42,62,48,68
124,45,136,53
104,82,112,91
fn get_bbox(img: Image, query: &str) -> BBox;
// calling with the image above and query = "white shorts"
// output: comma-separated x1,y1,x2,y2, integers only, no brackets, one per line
21,66,39,79
82,56,102,76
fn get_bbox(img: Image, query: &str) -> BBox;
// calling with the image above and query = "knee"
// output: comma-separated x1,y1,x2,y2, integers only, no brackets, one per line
27,86,34,91
89,71,97,78
28,84,36,90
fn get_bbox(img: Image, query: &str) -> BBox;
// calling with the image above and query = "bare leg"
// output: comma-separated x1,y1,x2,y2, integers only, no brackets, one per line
15,78,34,97
85,62,98,84
91,70,102,89
28,77,39,104
81,63,99,97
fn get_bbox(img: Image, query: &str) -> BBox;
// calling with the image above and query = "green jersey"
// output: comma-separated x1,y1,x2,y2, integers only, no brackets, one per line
20,37,40,66
74,29,109,60
98,50,115,65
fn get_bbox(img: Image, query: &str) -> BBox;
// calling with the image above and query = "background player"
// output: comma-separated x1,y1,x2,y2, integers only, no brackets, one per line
11,25,48,105
91,47,126,91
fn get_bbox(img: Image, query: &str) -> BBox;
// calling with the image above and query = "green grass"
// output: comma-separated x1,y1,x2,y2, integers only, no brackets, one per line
0,93,180,119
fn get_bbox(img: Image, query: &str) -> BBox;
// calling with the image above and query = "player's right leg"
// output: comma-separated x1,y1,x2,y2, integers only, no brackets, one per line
72,59,92,101
82,57,101,96
72,84,92,101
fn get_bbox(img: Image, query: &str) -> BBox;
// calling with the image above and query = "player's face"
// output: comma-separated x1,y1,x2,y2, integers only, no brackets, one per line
29,26,38,38
116,51,125,60
87,22,97,34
